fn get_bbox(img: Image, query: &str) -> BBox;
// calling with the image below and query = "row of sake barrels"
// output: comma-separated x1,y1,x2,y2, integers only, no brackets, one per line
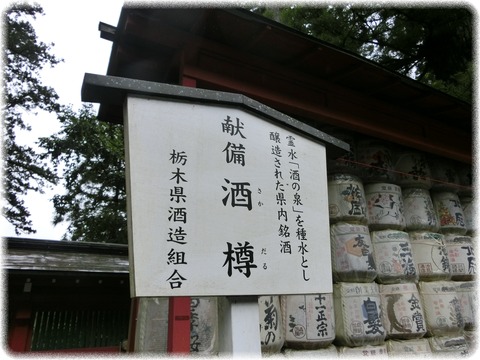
327,135,472,195
331,224,476,283
133,292,474,356
258,280,476,353
282,336,471,357
328,174,474,235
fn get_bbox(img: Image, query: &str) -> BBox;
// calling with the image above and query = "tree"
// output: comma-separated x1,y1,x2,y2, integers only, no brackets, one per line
39,105,127,243
2,4,62,234
255,5,473,102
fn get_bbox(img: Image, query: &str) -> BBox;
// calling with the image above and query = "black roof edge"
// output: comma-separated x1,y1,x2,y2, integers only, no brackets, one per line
81,72,350,158
99,21,116,42
224,8,471,106
4,237,128,255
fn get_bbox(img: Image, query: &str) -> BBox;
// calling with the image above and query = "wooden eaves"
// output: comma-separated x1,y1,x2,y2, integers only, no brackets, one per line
96,7,472,164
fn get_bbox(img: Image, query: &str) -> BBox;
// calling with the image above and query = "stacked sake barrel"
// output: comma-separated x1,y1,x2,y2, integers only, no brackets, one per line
318,138,388,355
395,150,475,354
328,139,426,356
323,138,474,357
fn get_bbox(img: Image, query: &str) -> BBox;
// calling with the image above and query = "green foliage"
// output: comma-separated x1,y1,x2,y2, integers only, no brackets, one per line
3,4,127,242
3,5,126,242
39,105,127,243
256,5,473,102
2,4,61,234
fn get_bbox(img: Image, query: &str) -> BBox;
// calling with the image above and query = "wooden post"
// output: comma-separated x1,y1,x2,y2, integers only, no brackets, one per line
126,298,139,352
219,296,261,357
8,308,32,352
167,297,191,353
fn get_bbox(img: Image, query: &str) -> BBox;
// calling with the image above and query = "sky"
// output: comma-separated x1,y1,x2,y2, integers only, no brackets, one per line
1,0,125,240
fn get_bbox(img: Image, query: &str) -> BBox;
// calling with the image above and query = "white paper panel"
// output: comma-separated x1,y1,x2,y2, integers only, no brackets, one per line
125,95,332,297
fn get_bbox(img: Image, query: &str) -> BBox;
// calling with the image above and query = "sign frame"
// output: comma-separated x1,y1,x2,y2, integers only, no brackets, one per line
81,74,349,298
125,94,336,297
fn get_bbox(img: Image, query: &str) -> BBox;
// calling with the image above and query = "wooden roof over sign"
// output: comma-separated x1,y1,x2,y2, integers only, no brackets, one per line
97,7,472,163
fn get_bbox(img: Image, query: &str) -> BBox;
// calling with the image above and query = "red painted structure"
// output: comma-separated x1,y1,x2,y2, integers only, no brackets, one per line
5,238,130,354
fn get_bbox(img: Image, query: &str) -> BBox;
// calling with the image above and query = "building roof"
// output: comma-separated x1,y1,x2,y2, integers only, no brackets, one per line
95,7,471,163
4,237,129,274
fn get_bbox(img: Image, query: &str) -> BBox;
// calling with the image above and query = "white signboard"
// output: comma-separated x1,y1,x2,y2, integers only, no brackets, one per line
125,95,332,297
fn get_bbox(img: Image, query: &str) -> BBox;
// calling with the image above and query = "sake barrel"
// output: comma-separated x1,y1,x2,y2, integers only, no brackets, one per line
408,231,451,281
418,281,464,336
402,188,439,232
431,191,467,235
459,195,475,235
371,230,418,284
337,344,388,356
394,151,432,189
455,281,477,330
429,156,460,192
463,330,477,351
457,163,473,197
190,297,219,354
281,294,335,349
356,138,395,183
258,295,284,354
365,183,406,230
134,297,169,352
283,345,338,358
427,336,469,355
444,234,476,280
327,174,367,224
333,282,386,347
385,338,432,357
330,222,377,283
380,283,427,339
